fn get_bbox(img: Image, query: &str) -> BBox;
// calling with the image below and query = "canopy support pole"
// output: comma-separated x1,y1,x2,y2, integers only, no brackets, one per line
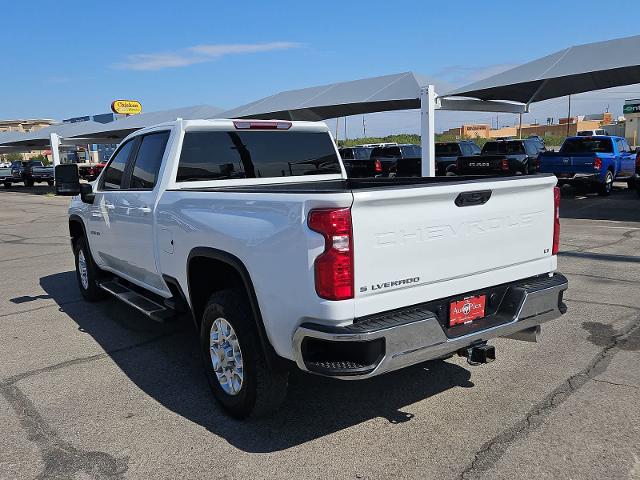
420,85,436,177
50,133,61,167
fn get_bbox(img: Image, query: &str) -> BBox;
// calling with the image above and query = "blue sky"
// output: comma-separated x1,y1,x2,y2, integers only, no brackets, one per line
2,0,640,136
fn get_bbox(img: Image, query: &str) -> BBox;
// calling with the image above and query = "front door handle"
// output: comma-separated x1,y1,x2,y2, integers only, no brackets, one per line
104,202,115,210
139,206,151,214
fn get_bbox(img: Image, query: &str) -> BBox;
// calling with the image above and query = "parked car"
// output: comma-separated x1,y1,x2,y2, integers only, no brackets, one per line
78,162,107,182
0,163,13,187
338,146,376,177
577,129,607,136
527,135,546,151
370,144,421,177
393,141,481,177
11,160,54,187
538,135,636,195
58,118,567,418
456,139,544,176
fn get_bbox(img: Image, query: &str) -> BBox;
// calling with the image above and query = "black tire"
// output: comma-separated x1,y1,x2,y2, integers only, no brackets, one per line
47,180,54,186
3,182,11,188
598,170,614,196
24,179,34,187
200,289,288,418
73,236,107,302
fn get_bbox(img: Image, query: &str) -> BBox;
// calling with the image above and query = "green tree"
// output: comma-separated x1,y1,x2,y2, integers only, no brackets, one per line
3,152,23,162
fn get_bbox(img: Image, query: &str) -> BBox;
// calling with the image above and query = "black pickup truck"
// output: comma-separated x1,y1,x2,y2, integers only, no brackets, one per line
339,146,375,177
393,141,481,177
456,139,544,176
11,160,54,187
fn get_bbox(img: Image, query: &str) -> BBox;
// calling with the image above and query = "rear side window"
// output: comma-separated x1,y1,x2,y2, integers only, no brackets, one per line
339,148,354,160
102,140,135,190
130,131,170,189
177,131,340,182
371,146,401,158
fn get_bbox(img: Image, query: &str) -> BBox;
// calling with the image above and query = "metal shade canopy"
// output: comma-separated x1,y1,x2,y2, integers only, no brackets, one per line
443,34,640,104
219,72,450,120
73,105,224,140
3,121,105,148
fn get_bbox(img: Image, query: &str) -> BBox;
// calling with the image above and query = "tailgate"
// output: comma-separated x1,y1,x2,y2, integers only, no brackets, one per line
350,175,557,317
540,153,595,173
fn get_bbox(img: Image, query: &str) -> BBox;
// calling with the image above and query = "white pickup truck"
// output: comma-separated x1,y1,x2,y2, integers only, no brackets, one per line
58,118,568,418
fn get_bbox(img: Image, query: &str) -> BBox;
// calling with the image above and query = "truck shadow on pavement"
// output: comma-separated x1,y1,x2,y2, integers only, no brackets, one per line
559,185,640,222
2,185,55,196
40,271,474,453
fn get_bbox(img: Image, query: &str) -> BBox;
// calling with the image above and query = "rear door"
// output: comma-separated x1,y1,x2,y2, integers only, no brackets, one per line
618,139,635,176
350,175,557,317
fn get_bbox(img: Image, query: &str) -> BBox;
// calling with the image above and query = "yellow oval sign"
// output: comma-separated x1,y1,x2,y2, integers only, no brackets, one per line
111,100,142,115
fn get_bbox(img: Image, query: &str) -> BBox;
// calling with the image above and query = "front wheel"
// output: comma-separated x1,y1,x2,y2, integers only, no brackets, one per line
24,179,34,187
200,290,288,418
74,237,107,302
598,171,613,196
47,180,54,186
3,182,11,188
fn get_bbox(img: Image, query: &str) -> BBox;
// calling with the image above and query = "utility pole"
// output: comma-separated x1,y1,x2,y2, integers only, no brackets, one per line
335,118,339,143
344,117,347,142
362,116,366,137
566,94,572,137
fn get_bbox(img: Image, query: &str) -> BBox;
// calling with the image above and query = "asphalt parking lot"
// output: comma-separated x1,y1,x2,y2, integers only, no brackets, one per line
1,184,639,480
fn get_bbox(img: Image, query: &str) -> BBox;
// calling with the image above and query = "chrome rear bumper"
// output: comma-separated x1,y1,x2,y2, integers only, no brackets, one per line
293,273,568,379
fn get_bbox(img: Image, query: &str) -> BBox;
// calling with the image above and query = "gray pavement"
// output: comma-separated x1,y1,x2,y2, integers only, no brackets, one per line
0,184,639,480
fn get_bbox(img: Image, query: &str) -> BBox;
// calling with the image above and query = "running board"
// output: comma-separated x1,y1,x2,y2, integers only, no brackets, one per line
98,279,176,323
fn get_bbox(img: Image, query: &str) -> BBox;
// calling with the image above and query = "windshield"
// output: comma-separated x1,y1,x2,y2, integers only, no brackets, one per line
560,138,613,154
482,141,525,154
435,143,462,156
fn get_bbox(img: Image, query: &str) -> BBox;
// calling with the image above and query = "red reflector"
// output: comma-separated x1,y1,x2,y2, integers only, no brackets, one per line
593,157,602,170
233,120,291,130
552,186,561,255
308,208,354,301
501,159,509,171
374,159,383,173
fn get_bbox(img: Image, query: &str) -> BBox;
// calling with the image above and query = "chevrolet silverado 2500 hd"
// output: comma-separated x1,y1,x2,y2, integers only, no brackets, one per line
59,118,568,418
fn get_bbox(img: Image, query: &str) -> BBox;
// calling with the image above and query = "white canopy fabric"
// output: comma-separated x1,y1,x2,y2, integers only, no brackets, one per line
218,72,451,120
1,121,104,148
443,34,640,104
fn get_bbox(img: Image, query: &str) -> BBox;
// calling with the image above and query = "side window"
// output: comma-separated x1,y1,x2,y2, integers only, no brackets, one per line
622,139,631,153
102,140,135,190
130,131,170,189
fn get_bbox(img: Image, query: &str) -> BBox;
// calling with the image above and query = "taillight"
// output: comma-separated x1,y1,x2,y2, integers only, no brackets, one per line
635,152,640,171
374,159,383,174
501,159,509,172
308,208,354,300
233,120,291,130
593,157,602,171
552,186,561,255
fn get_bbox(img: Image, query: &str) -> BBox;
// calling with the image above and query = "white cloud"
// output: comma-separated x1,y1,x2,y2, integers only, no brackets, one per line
114,41,301,71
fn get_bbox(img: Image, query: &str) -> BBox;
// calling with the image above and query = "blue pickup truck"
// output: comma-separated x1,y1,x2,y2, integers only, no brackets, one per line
539,136,637,195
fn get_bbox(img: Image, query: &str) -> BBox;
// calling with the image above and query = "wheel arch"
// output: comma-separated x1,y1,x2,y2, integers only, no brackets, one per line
186,247,287,371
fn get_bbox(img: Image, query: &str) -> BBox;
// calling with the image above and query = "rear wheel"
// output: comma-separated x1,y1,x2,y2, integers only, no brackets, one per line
24,179,34,187
47,180,54,186
598,170,614,196
200,289,288,418
3,182,11,188
74,237,107,302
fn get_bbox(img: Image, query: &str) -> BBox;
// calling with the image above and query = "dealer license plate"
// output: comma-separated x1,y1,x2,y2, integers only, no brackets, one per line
449,295,486,326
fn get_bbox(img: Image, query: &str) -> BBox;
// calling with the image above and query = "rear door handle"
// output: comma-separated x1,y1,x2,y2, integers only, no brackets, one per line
139,206,151,214
104,202,115,210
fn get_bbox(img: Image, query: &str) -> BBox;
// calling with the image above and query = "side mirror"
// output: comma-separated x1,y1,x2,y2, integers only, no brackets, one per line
79,183,95,204
55,164,80,196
